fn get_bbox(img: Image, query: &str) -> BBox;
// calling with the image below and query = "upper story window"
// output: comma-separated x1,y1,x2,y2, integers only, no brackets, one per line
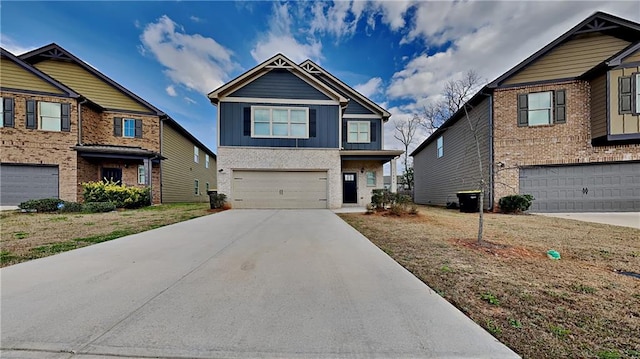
113,117,142,138
620,74,640,115
517,90,566,127
194,146,199,163
437,136,443,158
39,102,62,131
347,121,370,143
252,106,309,138
205,154,210,168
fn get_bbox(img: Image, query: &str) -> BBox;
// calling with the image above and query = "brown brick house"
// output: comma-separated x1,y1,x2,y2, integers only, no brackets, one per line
1,44,216,206
412,12,640,212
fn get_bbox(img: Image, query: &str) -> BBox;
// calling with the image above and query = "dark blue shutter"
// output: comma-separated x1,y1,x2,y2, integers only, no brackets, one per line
26,100,36,129
135,119,143,138
3,98,14,127
309,109,316,137
517,94,528,127
554,90,566,124
113,117,122,136
61,103,71,132
243,107,251,136
370,121,377,142
342,121,347,142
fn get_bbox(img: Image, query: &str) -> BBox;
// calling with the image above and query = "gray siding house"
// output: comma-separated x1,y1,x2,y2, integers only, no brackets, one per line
209,54,402,209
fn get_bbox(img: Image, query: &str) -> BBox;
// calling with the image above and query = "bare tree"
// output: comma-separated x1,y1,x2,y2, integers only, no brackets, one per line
393,114,420,191
462,104,487,243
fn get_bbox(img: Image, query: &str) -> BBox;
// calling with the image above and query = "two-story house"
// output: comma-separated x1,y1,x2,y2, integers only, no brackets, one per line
411,12,640,213
209,54,402,209
0,44,216,206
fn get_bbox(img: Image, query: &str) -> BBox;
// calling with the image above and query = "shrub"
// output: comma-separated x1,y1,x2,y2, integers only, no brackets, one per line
18,198,62,212
209,193,227,209
371,189,392,209
498,194,535,214
82,180,150,208
82,202,116,213
59,201,83,213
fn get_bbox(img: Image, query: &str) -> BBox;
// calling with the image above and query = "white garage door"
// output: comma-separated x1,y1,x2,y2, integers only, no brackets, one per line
520,162,640,212
0,164,59,206
232,171,328,209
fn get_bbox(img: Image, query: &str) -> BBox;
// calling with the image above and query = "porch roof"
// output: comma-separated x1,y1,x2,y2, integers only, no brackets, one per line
73,145,165,162
340,150,403,162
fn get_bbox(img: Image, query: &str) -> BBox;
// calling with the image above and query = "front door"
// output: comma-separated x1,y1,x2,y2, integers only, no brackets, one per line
343,172,357,204
102,168,122,184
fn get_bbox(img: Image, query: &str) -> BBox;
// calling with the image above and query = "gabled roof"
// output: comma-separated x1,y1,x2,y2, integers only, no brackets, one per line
488,11,640,88
163,116,216,159
19,43,163,116
607,41,640,67
208,53,348,105
1,47,80,98
299,59,392,120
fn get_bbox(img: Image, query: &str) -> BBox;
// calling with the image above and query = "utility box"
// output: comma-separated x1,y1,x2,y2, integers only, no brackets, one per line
456,190,481,213
207,190,218,210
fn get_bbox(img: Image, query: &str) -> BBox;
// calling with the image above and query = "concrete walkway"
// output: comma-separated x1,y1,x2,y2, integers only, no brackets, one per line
1,210,519,358
536,212,640,229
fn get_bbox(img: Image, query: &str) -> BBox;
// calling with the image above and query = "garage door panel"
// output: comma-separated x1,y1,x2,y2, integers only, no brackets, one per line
232,171,328,209
1,165,59,206
520,162,640,212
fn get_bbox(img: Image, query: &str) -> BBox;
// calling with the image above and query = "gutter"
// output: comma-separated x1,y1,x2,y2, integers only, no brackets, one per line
77,98,88,145
487,93,494,211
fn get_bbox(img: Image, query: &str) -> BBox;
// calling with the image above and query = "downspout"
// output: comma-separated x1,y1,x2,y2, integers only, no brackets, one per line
159,116,165,204
77,99,88,145
487,93,494,211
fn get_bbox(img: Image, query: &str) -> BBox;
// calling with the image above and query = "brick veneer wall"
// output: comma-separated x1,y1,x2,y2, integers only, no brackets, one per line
492,80,640,208
0,91,79,202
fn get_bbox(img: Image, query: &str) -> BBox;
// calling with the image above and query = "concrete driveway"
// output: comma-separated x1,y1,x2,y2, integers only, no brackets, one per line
535,212,640,229
1,210,519,359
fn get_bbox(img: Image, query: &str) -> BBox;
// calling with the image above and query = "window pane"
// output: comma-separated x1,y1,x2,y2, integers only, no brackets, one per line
39,102,60,118
528,92,551,110
358,122,369,132
123,119,135,137
290,110,306,123
41,117,61,131
366,171,376,186
138,165,145,184
272,109,288,123
272,123,288,136
528,109,551,125
348,132,358,142
254,122,270,135
291,123,306,137
358,132,368,142
254,109,270,122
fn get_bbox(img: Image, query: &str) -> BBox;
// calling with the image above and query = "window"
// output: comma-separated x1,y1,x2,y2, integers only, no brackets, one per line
517,90,565,126
437,136,443,158
252,106,309,138
0,97,13,128
366,171,376,186
39,102,62,131
138,165,145,184
122,119,135,138
114,117,141,138
347,121,370,143
194,146,199,163
194,179,199,195
0,98,3,127
205,154,210,169
636,73,640,114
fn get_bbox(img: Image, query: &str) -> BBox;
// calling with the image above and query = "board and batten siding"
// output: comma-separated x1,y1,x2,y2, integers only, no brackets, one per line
609,66,640,135
228,69,331,100
342,118,382,150
161,123,217,203
0,58,64,95
314,74,376,115
504,34,630,85
590,73,608,139
219,102,340,148
34,60,151,113
413,98,491,208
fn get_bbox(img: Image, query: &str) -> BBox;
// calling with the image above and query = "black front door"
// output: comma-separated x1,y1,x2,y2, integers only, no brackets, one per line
102,168,122,184
343,172,357,203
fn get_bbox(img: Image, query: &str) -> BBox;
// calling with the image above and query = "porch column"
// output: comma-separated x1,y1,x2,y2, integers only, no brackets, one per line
390,157,398,193
143,158,151,186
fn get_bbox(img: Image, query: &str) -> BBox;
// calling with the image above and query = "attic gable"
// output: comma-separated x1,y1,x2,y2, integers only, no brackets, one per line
208,53,347,105
20,44,162,115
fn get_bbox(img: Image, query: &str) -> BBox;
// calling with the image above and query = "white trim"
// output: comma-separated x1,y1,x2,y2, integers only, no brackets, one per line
220,97,339,106
216,104,221,149
343,114,383,119
122,118,135,138
251,106,310,139
338,107,343,149
346,120,371,143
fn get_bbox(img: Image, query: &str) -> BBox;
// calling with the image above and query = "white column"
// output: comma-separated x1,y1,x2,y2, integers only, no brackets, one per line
390,157,398,193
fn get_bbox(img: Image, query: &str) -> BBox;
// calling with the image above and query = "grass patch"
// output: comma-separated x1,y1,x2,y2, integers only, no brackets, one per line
31,241,78,254
48,216,69,222
14,231,28,239
73,229,136,244
339,205,640,358
0,250,15,264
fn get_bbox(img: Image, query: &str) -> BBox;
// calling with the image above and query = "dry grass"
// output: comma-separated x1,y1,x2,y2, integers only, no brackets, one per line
1,203,214,267
339,206,640,359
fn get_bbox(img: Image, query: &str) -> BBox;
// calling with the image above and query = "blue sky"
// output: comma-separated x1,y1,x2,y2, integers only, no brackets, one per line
2,1,639,156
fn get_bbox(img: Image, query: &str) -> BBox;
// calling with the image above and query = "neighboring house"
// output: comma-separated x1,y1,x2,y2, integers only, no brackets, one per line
383,175,407,191
411,12,640,213
0,44,216,205
209,54,402,209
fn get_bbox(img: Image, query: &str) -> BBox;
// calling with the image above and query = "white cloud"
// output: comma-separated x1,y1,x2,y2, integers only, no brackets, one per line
139,15,239,94
190,16,203,23
309,1,364,40
184,96,197,105
354,77,382,98
251,3,323,63
0,35,37,55
165,85,177,97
